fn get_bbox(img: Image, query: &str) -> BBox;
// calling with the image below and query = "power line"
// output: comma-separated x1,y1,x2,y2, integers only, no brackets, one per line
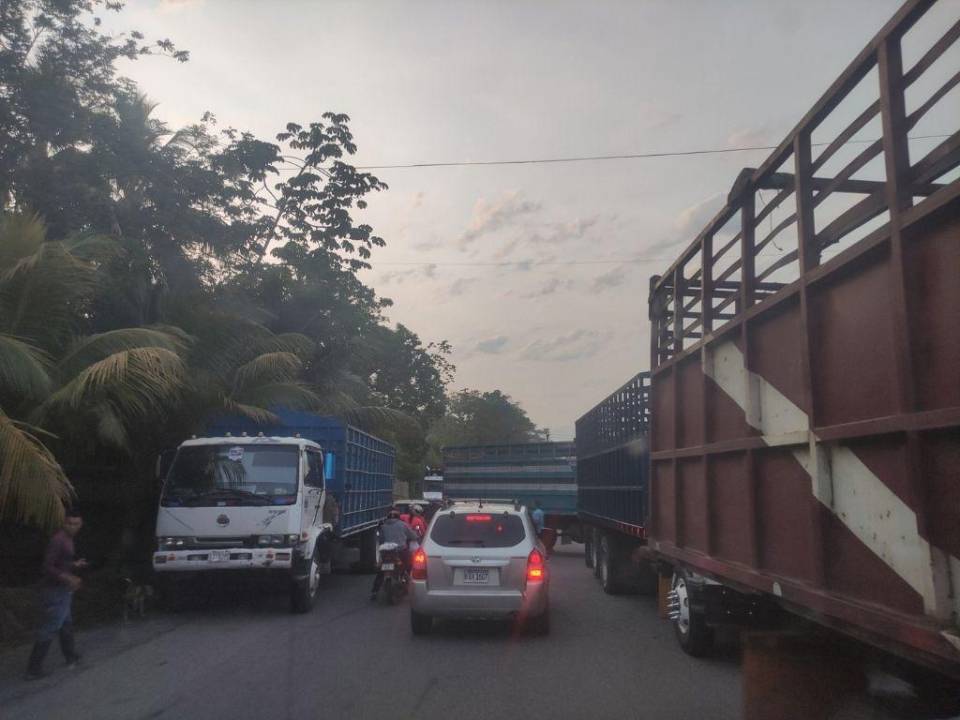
355,134,951,171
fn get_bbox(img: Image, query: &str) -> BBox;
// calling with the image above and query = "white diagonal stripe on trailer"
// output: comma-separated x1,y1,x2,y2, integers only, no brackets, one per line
704,339,951,616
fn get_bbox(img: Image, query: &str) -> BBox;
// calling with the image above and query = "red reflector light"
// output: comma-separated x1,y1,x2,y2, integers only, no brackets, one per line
527,549,545,582
412,548,428,580
465,514,492,522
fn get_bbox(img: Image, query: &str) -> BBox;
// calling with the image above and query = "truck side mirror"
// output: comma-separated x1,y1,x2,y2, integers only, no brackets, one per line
323,452,335,482
156,449,176,483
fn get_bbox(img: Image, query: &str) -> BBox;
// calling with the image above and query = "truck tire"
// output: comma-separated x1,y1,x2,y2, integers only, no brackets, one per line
592,530,603,579
671,572,712,657
290,551,321,614
411,610,433,635
599,535,622,595
584,534,594,569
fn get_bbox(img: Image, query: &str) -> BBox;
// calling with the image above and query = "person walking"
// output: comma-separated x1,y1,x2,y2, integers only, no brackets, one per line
25,507,87,680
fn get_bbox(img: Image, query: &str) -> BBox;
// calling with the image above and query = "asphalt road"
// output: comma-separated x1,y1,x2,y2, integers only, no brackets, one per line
0,544,742,720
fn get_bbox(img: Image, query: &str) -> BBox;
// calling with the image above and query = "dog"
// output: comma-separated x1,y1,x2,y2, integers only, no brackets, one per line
122,579,154,623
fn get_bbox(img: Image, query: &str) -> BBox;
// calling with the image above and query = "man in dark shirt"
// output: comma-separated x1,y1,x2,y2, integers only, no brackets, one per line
25,507,87,680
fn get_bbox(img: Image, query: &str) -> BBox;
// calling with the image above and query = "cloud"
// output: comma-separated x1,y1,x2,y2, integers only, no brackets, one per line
726,126,771,148
674,192,725,236
523,277,575,298
458,192,541,250
474,336,509,354
494,215,600,259
589,265,630,293
159,0,202,10
520,329,613,362
376,263,437,286
448,277,478,296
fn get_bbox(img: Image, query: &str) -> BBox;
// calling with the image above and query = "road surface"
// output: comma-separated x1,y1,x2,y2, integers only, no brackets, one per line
1,544,741,720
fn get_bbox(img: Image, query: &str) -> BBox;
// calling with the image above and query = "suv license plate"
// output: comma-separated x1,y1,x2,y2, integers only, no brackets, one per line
463,568,489,584
209,550,230,562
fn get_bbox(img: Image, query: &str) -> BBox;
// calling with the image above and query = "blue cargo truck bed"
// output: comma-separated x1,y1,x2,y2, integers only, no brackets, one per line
207,411,395,537
442,442,577,516
575,372,650,535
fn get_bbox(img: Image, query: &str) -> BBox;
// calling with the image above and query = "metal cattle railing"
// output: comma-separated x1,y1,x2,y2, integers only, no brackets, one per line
650,0,960,367
575,371,651,459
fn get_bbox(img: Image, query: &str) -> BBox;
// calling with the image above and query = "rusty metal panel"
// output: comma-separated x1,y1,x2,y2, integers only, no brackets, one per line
647,0,960,676
809,251,900,427
905,214,960,412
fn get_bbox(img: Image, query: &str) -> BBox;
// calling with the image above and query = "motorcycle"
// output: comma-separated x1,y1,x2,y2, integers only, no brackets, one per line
376,542,410,605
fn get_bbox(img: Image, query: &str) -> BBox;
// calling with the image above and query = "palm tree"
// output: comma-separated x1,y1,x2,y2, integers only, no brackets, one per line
0,213,187,528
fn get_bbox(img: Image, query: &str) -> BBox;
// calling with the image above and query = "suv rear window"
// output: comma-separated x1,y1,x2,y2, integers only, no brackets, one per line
430,513,526,548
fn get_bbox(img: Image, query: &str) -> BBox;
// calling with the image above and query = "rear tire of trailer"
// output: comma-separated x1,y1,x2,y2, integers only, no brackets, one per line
290,552,320,614
599,535,622,595
411,610,433,636
592,530,603,579
671,572,712,657
584,534,594,569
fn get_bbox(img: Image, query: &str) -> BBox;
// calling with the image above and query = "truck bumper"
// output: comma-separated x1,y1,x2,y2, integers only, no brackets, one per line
153,548,294,573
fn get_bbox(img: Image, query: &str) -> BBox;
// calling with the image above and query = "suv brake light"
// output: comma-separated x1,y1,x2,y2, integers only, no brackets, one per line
412,548,427,580
527,548,545,582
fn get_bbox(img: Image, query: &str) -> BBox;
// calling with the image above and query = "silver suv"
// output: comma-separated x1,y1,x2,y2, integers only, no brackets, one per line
409,501,549,635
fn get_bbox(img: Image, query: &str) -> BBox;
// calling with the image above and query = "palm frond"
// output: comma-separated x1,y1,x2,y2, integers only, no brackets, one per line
58,327,190,381
40,347,186,423
0,408,72,530
233,352,303,392
93,402,130,449
220,399,280,425
0,334,52,401
233,381,321,411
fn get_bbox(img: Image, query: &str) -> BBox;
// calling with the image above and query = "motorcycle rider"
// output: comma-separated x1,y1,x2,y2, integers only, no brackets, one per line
409,504,427,540
370,507,418,601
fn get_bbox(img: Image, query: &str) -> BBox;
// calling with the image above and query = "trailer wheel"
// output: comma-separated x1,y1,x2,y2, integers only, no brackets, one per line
291,551,320,614
584,534,594,569
599,535,622,595
670,572,712,656
592,530,603,579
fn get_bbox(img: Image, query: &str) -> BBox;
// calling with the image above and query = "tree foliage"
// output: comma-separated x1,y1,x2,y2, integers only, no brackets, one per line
428,390,545,452
0,1,458,530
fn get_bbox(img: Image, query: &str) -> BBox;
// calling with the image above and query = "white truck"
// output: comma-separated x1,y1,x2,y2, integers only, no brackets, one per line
153,413,395,612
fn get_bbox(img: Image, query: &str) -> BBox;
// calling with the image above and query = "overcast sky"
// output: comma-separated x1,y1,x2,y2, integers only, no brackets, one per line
104,0,958,439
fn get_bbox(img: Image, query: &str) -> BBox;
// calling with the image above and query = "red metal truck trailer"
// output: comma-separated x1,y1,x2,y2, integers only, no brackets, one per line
647,0,960,681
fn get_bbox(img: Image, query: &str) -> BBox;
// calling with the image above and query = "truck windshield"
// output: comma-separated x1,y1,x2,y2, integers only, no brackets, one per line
162,445,299,506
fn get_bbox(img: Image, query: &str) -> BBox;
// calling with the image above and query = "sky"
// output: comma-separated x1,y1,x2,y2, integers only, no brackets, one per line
102,0,959,439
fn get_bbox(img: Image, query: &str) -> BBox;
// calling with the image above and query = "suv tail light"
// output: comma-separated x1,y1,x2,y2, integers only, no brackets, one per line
527,549,545,582
412,548,428,580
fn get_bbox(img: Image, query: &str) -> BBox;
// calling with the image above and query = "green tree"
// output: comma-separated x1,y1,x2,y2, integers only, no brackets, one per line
428,390,544,454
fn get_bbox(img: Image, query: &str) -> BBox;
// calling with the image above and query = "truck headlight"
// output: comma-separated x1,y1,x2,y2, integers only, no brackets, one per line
257,535,288,546
158,537,185,550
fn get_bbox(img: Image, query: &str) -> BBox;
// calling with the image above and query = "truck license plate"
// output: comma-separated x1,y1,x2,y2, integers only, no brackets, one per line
463,568,489,584
209,550,230,562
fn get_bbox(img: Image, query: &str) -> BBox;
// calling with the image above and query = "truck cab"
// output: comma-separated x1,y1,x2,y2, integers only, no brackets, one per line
154,434,336,612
